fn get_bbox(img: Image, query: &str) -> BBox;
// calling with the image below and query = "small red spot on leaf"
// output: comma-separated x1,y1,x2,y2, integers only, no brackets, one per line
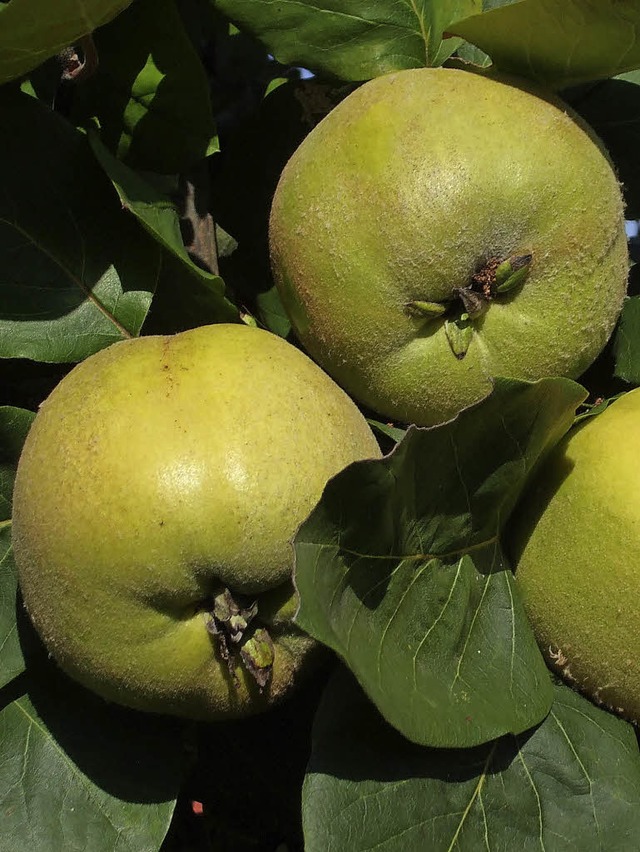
191,800,204,816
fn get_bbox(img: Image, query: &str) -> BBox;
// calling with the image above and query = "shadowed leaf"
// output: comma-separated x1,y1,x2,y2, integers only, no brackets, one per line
303,667,640,851
0,407,34,689
0,0,133,84
71,0,218,174
295,378,586,747
0,88,160,363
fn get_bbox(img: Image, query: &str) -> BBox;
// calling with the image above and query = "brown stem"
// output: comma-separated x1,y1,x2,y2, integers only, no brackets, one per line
176,163,219,275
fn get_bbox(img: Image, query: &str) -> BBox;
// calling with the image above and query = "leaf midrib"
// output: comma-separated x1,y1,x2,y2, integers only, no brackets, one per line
1,218,131,339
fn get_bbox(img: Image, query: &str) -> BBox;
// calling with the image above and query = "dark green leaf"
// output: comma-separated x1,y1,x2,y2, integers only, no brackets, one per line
0,535,21,691
449,0,640,89
0,88,160,363
565,72,640,219
71,0,218,174
88,131,237,325
614,297,640,384
210,0,480,81
0,407,33,522
303,667,640,852
0,627,188,852
255,286,291,337
0,408,34,691
295,378,586,748
0,0,133,84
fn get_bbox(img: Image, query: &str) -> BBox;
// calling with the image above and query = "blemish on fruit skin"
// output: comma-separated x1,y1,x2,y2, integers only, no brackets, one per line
548,645,568,667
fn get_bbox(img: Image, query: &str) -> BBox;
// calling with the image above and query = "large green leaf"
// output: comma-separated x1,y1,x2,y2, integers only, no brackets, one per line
0,88,160,363
295,378,586,748
0,407,33,690
0,631,187,852
0,0,133,84
209,0,481,81
449,0,640,89
71,0,218,174
303,667,640,851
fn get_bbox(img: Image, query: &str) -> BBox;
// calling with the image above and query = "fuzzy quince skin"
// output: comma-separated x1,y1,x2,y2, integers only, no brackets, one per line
12,324,381,720
510,388,640,722
270,67,628,426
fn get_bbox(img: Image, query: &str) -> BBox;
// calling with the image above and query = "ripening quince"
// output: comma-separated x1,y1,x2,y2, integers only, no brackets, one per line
510,388,640,722
12,324,381,719
270,67,628,426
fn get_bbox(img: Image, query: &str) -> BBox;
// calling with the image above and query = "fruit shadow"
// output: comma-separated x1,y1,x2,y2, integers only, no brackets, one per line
10,597,189,805
504,443,576,568
174,662,334,852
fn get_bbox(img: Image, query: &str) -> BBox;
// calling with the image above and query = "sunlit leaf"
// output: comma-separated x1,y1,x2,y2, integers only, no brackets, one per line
450,0,640,89
210,0,481,81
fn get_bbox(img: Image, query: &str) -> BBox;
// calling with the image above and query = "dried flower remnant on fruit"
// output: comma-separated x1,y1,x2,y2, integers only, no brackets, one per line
205,588,273,688
404,300,447,319
405,252,533,359
471,257,501,297
453,286,489,319
240,629,275,690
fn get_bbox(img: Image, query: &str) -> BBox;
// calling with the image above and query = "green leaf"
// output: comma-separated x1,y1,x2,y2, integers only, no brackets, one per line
0,631,188,852
303,667,640,852
0,406,34,689
449,0,640,89
255,286,291,337
367,418,407,444
295,377,586,748
0,88,160,364
0,0,133,84
614,297,640,385
71,0,218,174
0,535,21,690
0,407,33,523
210,0,481,81
574,393,626,425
